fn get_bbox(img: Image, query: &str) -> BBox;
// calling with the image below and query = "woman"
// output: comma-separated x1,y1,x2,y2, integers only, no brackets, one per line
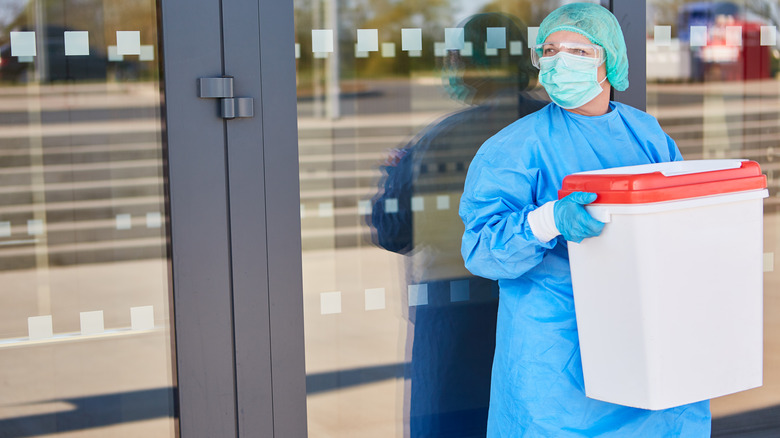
458,3,711,436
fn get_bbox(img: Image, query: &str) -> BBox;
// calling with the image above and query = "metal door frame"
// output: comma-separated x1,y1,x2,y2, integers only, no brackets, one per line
160,0,306,436
160,0,239,436
613,0,647,110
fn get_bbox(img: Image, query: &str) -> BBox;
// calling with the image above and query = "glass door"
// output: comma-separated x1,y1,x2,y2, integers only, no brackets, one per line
293,1,601,436
0,0,174,436
0,0,312,436
0,0,254,435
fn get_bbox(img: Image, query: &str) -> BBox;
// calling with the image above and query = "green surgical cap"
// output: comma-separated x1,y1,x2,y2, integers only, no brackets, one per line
537,2,629,91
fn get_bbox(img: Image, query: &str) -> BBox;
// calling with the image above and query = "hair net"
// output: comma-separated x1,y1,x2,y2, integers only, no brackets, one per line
536,3,629,91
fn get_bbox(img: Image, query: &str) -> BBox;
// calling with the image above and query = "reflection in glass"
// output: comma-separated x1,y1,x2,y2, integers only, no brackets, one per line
368,15,544,433
647,0,780,434
0,0,175,436
294,1,602,436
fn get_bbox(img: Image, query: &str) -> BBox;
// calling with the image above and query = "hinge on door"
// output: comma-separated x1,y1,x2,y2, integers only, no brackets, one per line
198,76,254,119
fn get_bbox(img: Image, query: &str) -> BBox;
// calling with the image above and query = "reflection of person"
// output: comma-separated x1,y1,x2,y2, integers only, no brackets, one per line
368,12,546,438
459,4,711,437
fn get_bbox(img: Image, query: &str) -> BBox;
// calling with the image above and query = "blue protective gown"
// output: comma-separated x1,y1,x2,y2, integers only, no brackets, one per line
459,102,712,437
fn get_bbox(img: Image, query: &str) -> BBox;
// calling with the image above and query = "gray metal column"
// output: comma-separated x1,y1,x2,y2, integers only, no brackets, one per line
612,0,647,111
219,0,307,435
255,0,309,435
220,0,275,436
159,0,238,436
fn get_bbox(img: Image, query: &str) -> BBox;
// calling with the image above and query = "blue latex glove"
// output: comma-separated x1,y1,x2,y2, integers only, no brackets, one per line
554,192,605,243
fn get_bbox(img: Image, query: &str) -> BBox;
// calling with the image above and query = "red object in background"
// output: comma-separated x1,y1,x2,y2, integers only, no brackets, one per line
703,20,772,80
740,22,771,80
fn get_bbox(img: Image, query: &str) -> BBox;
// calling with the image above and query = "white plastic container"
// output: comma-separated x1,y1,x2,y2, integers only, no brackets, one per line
560,159,767,410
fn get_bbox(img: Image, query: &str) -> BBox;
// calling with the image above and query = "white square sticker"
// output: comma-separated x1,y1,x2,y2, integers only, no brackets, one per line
726,26,742,46
385,198,399,213
761,26,777,46
80,311,105,335
146,212,162,228
116,31,141,55
690,26,708,47
355,43,369,58
64,31,89,56
318,203,334,218
487,27,506,49
27,219,44,236
358,200,372,215
108,45,124,62
365,288,386,311
10,31,36,57
139,45,155,61
28,315,53,340
436,195,450,210
527,27,539,47
461,42,473,57
509,41,524,55
434,42,446,57
0,221,10,237
445,28,465,50
408,284,428,306
131,306,155,331
485,42,498,56
116,214,132,230
357,29,379,52
411,196,424,212
402,28,423,51
382,42,396,58
654,26,672,46
312,29,334,53
320,292,342,315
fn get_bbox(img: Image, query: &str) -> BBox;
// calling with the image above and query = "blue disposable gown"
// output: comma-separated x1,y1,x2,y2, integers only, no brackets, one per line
459,102,712,437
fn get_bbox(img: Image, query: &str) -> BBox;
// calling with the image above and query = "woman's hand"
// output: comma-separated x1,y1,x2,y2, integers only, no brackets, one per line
553,192,605,243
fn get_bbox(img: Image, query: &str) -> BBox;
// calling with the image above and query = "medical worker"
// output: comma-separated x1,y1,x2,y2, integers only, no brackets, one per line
459,3,711,437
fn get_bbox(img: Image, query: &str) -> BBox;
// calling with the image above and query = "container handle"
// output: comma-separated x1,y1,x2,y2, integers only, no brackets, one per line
659,159,743,177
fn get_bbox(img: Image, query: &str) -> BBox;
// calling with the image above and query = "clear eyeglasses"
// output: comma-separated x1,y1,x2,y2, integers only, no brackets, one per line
531,42,605,69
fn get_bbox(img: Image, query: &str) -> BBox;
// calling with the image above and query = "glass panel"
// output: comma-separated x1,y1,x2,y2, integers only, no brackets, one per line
0,1,175,436
294,1,598,436
647,0,780,434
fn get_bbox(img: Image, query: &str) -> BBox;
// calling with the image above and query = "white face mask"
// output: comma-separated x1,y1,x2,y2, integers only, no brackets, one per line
538,52,607,109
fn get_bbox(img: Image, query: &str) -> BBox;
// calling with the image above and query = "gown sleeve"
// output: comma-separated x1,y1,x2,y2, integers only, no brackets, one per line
459,152,557,281
667,133,684,162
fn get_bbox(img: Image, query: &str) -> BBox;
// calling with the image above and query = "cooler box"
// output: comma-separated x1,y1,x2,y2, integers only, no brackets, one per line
559,159,767,410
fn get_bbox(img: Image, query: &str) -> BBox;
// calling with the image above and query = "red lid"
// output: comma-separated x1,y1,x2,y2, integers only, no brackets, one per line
558,160,767,204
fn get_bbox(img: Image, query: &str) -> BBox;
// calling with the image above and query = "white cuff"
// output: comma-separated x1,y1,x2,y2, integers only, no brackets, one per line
527,201,560,243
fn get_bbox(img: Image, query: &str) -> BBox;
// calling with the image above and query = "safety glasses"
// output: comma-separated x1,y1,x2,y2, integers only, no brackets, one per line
531,42,605,69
